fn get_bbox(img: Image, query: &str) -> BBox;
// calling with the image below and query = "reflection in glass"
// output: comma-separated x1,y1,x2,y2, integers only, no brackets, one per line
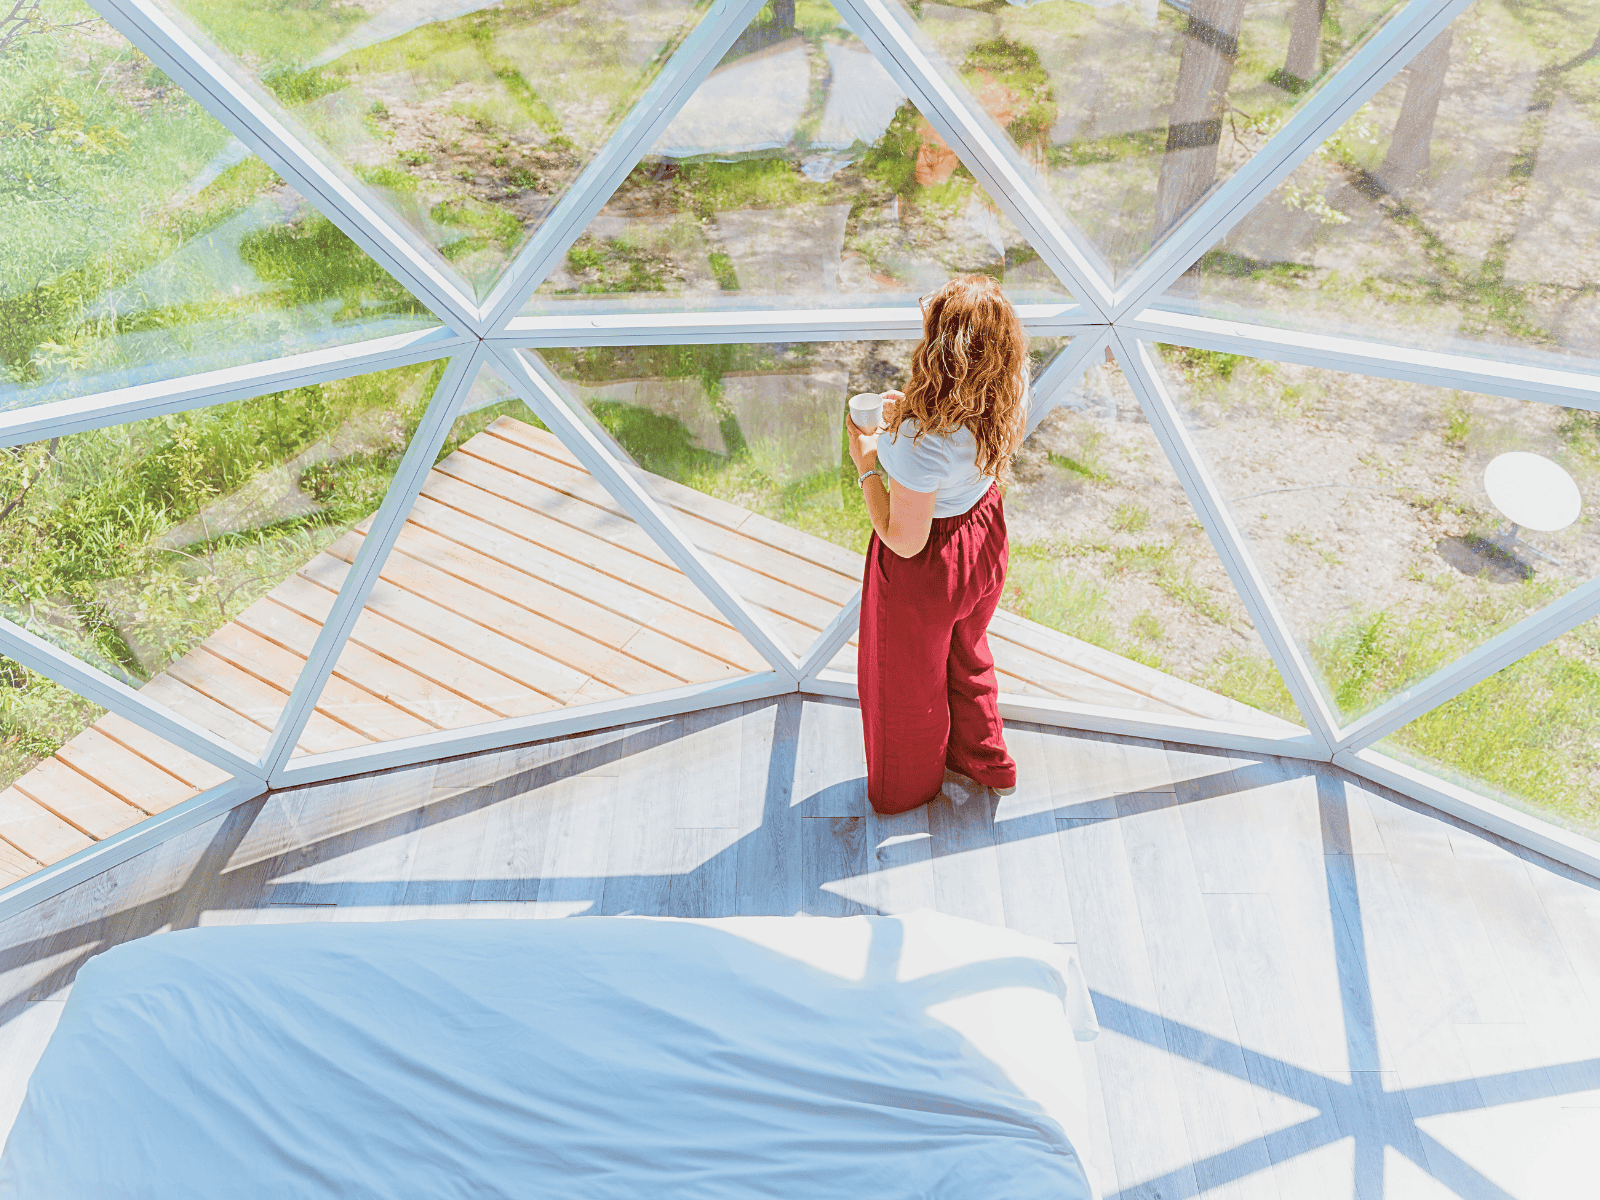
297,360,770,753
0,3,436,410
527,2,1069,313
149,0,711,299
0,656,104,793
1181,0,1600,366
888,0,1401,280
1148,342,1600,723
0,361,445,756
1001,350,1297,725
1378,613,1600,835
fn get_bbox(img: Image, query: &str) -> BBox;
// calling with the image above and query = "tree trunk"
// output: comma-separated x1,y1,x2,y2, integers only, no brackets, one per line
1280,0,1325,91
1374,28,1452,195
1154,0,1249,237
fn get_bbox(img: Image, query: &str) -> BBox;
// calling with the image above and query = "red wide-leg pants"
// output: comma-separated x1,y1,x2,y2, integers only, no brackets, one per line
858,483,1016,815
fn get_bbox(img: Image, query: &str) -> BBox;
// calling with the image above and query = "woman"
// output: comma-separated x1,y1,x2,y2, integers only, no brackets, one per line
846,274,1028,815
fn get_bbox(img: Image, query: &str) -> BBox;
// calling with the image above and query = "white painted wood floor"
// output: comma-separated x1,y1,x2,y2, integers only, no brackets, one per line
0,696,1595,1198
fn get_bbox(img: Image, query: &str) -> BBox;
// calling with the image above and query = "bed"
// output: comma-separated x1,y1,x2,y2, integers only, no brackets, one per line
0,910,1102,1199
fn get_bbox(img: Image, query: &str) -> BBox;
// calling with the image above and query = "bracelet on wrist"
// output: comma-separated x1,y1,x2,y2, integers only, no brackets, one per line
857,467,882,488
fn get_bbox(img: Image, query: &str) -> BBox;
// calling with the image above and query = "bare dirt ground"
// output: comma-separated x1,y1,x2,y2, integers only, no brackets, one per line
1006,353,1600,707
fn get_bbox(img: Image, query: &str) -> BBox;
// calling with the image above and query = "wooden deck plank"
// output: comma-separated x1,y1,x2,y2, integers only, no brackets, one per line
308,538,601,706
231,596,438,744
167,644,363,757
92,712,232,793
410,485,757,676
0,788,94,864
52,727,197,815
11,758,148,839
387,512,712,689
287,564,562,722
0,840,39,887
264,577,505,733
138,674,272,758
457,438,853,645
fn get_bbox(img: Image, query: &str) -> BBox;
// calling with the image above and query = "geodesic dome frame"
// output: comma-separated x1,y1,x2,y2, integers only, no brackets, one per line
2,0,1597,906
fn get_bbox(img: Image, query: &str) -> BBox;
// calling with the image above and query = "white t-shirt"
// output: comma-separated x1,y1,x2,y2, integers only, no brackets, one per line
875,377,1029,517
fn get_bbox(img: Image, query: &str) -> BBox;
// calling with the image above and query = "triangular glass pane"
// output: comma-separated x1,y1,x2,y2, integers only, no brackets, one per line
0,6,437,411
1,654,235,878
0,359,450,762
146,0,712,301
524,1,1071,314
292,358,768,756
887,0,1406,283
1175,0,1600,369
1378,611,1600,838
534,339,1296,728
996,351,1300,726
1144,341,1600,725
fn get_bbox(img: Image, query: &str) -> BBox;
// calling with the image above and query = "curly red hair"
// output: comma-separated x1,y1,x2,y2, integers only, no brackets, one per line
887,275,1026,482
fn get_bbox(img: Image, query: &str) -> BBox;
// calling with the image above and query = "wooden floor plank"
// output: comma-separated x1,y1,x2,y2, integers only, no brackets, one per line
1116,791,1278,1200
733,699,805,918
927,793,1006,928
0,699,1596,1200
1056,814,1200,1199
994,724,1075,942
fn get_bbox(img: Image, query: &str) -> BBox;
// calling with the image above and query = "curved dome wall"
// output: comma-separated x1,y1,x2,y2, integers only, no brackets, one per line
0,0,1596,897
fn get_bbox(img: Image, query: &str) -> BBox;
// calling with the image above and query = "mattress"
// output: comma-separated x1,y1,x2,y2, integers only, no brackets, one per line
0,910,1102,1199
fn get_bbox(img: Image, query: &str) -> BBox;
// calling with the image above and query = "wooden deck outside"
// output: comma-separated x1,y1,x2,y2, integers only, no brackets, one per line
0,698,1593,1197
0,416,1290,887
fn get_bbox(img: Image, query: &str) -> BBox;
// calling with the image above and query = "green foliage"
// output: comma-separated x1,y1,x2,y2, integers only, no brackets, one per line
1003,547,1162,669
0,363,440,689
0,657,103,791
1168,345,1248,383
960,38,1054,147
1109,501,1150,533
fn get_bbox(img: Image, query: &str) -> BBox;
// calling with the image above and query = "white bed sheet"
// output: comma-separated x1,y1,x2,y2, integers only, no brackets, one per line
0,910,1102,1199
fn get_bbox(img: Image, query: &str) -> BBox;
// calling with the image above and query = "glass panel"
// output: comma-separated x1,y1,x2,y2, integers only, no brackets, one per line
297,359,767,754
1,655,233,873
997,349,1299,725
529,338,1290,725
1179,0,1600,368
1147,342,1600,722
888,0,1403,282
0,360,448,760
0,4,437,410
148,0,712,300
1378,612,1600,836
525,1,1070,314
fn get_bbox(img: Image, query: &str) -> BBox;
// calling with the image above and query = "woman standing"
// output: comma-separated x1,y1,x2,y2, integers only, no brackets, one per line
846,275,1028,815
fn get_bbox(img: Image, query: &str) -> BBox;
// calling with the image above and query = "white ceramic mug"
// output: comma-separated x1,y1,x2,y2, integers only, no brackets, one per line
848,392,885,433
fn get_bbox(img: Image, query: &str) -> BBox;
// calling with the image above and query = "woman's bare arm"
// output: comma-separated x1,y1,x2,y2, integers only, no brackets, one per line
846,407,935,558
